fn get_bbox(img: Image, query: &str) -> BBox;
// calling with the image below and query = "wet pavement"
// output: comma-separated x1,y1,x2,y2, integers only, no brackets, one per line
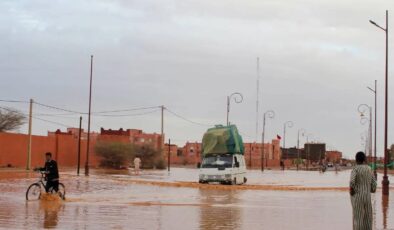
0,168,393,229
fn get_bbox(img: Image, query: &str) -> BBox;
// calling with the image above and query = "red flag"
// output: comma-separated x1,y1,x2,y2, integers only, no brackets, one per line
277,135,282,140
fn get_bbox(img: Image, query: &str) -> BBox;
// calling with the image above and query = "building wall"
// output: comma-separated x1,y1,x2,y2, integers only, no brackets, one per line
0,132,101,169
166,139,282,169
325,150,342,163
0,128,162,169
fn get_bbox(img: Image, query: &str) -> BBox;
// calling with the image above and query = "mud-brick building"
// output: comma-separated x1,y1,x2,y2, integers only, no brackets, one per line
325,150,342,163
243,139,283,168
165,139,284,169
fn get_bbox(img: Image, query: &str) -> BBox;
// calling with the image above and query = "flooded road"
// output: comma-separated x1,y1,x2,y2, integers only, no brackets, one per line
0,168,393,229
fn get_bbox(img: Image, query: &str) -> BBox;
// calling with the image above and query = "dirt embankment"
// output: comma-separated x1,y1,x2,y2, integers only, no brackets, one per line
118,179,349,192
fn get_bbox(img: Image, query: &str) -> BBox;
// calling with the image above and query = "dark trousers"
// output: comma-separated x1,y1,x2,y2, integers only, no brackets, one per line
45,179,59,193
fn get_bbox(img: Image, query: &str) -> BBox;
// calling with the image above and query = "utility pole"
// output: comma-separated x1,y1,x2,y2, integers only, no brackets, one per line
168,139,171,172
85,55,93,176
256,57,260,141
161,105,164,143
77,116,82,176
26,98,33,170
161,105,165,159
249,143,252,168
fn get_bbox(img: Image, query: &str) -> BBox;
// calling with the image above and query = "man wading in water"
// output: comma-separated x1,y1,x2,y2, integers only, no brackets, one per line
350,151,377,230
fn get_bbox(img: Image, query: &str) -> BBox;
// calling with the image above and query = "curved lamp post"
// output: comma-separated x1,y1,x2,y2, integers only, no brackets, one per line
261,110,275,171
297,128,306,171
283,121,294,149
367,81,378,179
226,92,243,126
370,10,389,195
282,121,294,170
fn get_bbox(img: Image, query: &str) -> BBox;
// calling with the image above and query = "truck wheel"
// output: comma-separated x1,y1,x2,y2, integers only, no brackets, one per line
243,177,247,184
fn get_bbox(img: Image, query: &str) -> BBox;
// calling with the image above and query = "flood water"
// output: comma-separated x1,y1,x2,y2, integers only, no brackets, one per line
0,168,393,230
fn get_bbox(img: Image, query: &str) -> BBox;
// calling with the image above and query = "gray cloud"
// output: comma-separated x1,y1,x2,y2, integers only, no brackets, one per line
1,0,393,157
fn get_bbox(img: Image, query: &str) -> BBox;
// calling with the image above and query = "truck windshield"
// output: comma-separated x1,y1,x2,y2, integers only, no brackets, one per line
201,155,233,168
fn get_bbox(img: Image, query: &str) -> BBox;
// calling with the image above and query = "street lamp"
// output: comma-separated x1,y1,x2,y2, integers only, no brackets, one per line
367,81,377,179
297,128,306,171
226,92,243,126
261,110,275,171
282,121,294,168
358,104,373,162
370,11,389,195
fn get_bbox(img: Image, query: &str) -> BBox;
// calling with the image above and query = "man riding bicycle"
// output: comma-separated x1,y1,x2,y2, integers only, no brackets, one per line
38,152,60,193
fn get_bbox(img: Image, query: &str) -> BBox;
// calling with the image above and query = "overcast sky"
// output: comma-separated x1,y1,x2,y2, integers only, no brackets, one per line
1,0,394,157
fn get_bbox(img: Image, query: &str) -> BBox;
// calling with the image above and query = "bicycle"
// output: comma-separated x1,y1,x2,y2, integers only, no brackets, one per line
26,170,66,201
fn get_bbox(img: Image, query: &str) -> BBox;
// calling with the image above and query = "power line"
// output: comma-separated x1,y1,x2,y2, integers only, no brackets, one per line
165,108,213,127
0,106,28,115
0,99,29,103
92,106,161,114
34,101,86,115
95,109,161,117
32,116,73,128
34,101,162,115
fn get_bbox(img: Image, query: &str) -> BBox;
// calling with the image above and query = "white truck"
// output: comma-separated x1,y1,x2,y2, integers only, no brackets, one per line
198,125,247,185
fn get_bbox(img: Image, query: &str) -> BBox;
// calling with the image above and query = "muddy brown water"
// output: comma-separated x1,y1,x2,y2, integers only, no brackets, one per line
0,168,393,229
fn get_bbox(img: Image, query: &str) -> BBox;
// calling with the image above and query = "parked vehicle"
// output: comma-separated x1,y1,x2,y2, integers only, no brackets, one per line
198,125,247,185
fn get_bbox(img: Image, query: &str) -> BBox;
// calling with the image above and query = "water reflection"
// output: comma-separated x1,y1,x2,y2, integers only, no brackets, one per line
382,195,389,229
372,194,377,228
39,197,63,229
199,189,242,230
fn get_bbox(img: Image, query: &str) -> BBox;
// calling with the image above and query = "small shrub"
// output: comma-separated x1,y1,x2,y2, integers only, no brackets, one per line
155,158,166,170
95,142,134,169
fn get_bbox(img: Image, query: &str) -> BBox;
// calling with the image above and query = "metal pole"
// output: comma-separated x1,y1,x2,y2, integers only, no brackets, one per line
77,116,82,175
26,98,33,170
369,107,373,161
374,80,377,179
256,57,260,141
226,96,230,126
161,105,164,155
261,114,266,171
382,10,390,195
168,139,171,172
297,130,300,171
85,55,93,176
249,143,252,169
283,124,286,149
306,136,310,170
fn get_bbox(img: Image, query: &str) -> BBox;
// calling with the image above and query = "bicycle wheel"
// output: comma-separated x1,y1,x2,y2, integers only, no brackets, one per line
58,183,66,200
26,183,41,200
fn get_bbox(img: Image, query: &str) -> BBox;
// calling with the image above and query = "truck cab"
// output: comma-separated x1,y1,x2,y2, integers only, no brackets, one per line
199,153,247,185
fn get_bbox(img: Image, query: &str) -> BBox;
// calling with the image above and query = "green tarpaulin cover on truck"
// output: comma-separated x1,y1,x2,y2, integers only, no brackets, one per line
201,125,244,155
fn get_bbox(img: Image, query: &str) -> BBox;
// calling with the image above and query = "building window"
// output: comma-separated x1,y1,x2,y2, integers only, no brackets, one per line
140,138,145,143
